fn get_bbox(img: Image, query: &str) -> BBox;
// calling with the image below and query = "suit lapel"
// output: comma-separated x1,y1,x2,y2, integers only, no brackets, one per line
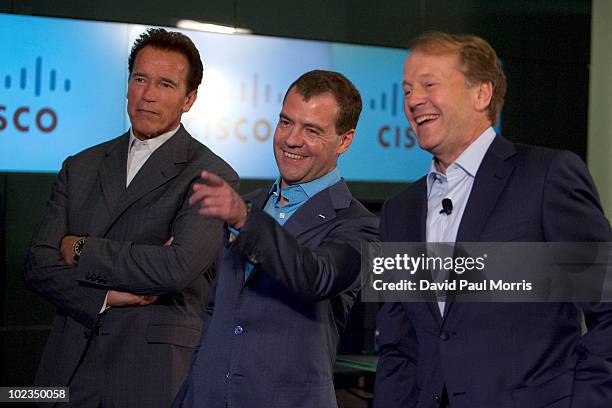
456,136,517,242
403,177,427,242
401,178,443,325
441,136,517,324
99,127,191,236
282,180,351,238
98,133,129,215
248,188,271,211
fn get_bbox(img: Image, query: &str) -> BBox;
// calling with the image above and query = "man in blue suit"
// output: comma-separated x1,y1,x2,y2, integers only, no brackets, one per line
174,70,378,408
373,32,611,408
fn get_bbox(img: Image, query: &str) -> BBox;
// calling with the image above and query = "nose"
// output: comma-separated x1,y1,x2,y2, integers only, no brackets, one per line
141,83,158,102
407,87,426,110
284,127,304,148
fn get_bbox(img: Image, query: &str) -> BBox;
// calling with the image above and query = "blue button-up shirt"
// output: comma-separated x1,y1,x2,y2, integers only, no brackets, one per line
263,167,341,226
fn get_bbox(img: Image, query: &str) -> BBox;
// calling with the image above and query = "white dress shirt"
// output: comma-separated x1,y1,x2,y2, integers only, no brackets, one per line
126,125,180,186
100,124,181,313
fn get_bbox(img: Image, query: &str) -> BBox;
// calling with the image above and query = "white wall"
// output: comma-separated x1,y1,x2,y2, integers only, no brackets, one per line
588,0,612,217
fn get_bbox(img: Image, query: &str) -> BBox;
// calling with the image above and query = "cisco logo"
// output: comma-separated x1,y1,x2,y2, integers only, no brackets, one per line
191,72,282,144
367,82,416,150
0,57,69,133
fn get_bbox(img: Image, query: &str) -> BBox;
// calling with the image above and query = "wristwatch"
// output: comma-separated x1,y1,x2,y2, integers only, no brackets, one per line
73,237,87,263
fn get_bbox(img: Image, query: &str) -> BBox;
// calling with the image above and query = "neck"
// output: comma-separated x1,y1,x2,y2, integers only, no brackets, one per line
434,123,491,174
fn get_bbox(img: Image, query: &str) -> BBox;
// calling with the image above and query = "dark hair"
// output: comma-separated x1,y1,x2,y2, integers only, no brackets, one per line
410,32,507,125
128,28,203,93
284,70,362,134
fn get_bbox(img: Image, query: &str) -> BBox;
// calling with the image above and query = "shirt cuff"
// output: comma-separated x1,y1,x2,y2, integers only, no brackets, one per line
228,225,240,243
99,291,110,314
227,202,252,243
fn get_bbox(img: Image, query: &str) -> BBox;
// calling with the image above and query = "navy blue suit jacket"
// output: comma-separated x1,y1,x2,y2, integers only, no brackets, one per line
174,180,378,408
374,136,612,408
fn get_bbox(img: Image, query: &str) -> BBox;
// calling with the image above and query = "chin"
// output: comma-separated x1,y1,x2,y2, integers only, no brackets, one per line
280,174,303,185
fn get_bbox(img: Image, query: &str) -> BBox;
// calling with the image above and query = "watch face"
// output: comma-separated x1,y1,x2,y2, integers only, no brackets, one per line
74,238,85,257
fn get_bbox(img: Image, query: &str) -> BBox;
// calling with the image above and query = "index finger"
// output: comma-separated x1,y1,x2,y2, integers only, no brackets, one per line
200,171,227,187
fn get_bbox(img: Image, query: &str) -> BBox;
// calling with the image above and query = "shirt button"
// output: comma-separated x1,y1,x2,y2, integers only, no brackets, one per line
279,212,286,219
234,325,244,335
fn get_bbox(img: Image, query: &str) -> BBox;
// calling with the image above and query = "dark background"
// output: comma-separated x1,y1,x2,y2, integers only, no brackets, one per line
0,0,592,393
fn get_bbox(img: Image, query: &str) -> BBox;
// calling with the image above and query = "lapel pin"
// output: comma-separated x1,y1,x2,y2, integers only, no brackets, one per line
318,214,326,219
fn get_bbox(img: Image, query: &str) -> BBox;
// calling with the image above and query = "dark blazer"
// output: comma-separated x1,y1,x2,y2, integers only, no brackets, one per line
25,126,238,407
374,136,612,408
174,179,378,408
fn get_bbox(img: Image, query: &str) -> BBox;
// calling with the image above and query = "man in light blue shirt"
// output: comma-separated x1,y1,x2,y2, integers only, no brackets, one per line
174,70,378,408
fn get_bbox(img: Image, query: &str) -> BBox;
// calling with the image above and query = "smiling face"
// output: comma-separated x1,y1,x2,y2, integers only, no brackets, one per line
127,46,197,140
403,51,492,169
273,88,354,188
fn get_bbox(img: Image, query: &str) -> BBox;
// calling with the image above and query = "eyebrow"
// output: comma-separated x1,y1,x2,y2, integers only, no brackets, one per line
303,121,325,133
279,113,325,133
131,72,179,87
160,76,179,87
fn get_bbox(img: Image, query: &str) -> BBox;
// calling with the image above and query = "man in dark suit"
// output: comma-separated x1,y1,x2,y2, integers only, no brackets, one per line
173,70,378,408
25,28,237,407
373,32,612,408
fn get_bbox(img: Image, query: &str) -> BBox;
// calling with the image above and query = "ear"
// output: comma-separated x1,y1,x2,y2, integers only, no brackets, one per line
182,90,198,113
473,82,493,113
336,129,355,156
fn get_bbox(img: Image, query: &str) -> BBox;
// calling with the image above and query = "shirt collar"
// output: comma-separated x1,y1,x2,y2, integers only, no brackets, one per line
426,127,496,193
269,167,342,203
128,124,181,153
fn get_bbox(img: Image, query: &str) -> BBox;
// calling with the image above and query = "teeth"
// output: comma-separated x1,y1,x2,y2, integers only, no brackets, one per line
284,152,305,160
416,114,440,125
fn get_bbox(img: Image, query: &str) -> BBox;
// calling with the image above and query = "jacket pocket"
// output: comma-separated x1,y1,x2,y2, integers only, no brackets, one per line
512,370,574,408
146,324,200,348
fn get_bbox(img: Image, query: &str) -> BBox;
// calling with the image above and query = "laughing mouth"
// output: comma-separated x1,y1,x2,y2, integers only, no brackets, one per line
415,114,440,125
284,151,306,160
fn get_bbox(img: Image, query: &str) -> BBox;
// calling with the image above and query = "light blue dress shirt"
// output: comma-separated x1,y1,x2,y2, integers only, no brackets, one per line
426,127,496,314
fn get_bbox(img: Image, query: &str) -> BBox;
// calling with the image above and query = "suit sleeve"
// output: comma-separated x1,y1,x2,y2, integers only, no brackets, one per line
24,158,108,329
374,302,419,408
231,203,378,302
76,162,239,295
541,151,612,407
373,201,419,408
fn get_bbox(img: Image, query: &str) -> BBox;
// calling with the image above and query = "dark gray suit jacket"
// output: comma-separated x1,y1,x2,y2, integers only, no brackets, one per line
174,180,379,408
374,136,612,408
25,126,238,407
